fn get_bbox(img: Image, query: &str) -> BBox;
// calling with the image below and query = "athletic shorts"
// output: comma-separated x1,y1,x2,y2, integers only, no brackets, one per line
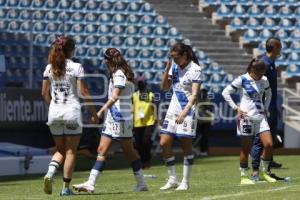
101,118,133,139
47,104,82,136
160,112,196,138
237,117,270,137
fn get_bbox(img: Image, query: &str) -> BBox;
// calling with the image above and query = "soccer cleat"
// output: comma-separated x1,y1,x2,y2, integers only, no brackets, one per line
134,184,148,192
43,175,53,195
269,161,282,169
160,178,179,190
175,182,189,191
260,171,277,183
241,176,255,185
251,173,260,182
72,181,95,193
60,188,74,196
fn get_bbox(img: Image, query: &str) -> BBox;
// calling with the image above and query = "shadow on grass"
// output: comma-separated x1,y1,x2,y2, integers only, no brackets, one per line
75,191,126,196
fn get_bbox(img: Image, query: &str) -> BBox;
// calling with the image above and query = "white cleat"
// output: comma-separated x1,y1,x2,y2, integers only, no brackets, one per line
175,182,189,191
134,184,148,192
43,175,53,195
72,182,95,193
160,179,179,191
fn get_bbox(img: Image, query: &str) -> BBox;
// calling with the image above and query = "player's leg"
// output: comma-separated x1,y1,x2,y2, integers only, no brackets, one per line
119,138,148,192
240,136,255,185
133,127,146,166
250,134,263,181
142,125,154,169
177,137,194,190
73,135,113,193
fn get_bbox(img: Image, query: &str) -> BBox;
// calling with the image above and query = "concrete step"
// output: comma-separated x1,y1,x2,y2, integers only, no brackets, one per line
192,41,241,48
205,53,251,60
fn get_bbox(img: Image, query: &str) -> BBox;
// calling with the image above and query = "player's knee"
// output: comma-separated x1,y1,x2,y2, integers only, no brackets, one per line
160,140,171,149
264,142,273,150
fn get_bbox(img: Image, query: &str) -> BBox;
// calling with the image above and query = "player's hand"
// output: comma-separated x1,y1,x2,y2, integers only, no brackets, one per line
165,58,172,73
91,114,99,124
97,110,105,119
175,112,186,124
236,107,247,119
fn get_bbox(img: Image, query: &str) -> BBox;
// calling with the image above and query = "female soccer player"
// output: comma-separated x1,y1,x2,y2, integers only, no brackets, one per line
222,58,276,185
160,43,202,191
42,36,98,196
73,48,148,193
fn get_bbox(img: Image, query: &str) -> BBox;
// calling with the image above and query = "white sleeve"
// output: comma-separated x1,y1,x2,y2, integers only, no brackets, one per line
222,76,242,111
264,79,272,110
43,65,50,79
167,61,175,80
76,64,85,79
191,65,202,84
113,70,126,88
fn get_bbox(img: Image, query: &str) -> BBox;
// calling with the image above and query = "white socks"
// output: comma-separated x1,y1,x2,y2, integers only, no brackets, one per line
87,169,100,186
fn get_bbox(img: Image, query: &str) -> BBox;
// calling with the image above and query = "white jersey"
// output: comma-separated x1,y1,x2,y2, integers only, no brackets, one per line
105,69,134,123
167,60,202,116
222,73,272,120
43,59,84,107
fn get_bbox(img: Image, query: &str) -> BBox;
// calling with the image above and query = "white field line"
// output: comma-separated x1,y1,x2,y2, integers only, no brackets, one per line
200,185,300,200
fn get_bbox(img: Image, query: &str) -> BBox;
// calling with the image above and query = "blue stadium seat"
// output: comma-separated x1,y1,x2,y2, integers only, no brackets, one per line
259,29,273,42
126,14,139,25
167,38,182,48
0,0,6,7
45,0,58,9
276,54,288,66
232,5,246,18
20,21,30,33
284,0,299,6
98,13,112,24
139,26,153,37
209,84,222,94
242,29,259,43
215,5,231,19
208,62,223,74
34,34,47,45
288,52,300,65
154,71,163,83
140,2,155,14
113,1,127,12
112,13,127,25
97,24,111,35
8,21,20,32
75,46,87,57
290,41,300,53
220,0,236,6
85,13,98,23
196,50,210,64
263,5,278,19
46,22,59,33
19,10,30,20
278,6,294,19
32,0,44,9
7,0,19,7
295,7,300,19
261,18,277,31
153,27,167,38
153,49,167,60
45,11,58,21
125,25,139,36
152,38,167,49
85,0,99,11
7,10,19,20
287,64,300,77
71,23,84,35
290,29,300,42
209,73,223,84
85,24,97,35
128,59,140,70
33,10,45,20
153,60,165,71
0,8,7,20
111,25,125,35
100,1,113,12
274,29,289,42
246,17,261,30
229,17,245,32
85,35,98,46
222,74,234,84
110,36,124,47
268,0,284,6
140,15,154,26
278,18,293,31
155,15,168,26
138,38,151,48
252,0,267,6
138,49,153,60
247,5,262,18
168,27,181,38
71,0,84,11
71,13,84,23
57,0,71,10
124,37,138,47
98,36,111,47
125,48,139,59
236,0,251,5
87,47,100,58
126,2,141,13
59,23,72,33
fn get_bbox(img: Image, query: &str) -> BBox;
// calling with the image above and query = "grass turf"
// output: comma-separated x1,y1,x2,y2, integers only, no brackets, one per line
0,155,299,200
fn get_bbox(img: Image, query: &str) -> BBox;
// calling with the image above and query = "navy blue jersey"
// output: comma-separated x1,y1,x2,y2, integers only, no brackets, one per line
258,54,277,110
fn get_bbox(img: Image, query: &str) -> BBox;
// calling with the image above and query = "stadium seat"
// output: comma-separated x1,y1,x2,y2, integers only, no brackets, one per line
33,10,45,21
45,11,58,21
242,29,259,44
209,73,223,84
278,18,293,31
229,17,245,32
196,50,211,64
87,47,100,58
75,46,88,57
290,29,300,42
112,25,125,35
232,5,246,18
278,6,294,19
139,26,153,37
263,5,278,19
155,15,168,27
85,0,99,11
139,60,153,70
208,62,223,74
140,15,154,26
98,36,111,47
124,37,138,47
71,0,84,11
152,38,167,49
138,37,151,48
154,71,163,83
127,2,141,13
71,23,84,35
140,2,155,14
31,0,44,8
274,29,289,42
252,0,267,6
19,10,30,20
222,74,234,84
100,1,113,12
97,24,111,35
110,36,124,47
215,5,231,19
85,35,98,46
20,21,30,33
268,0,284,6
287,64,300,77
0,8,6,20
287,52,300,65
259,29,273,42
113,1,127,13
84,13,98,23
0,21,8,33
209,84,222,94
99,13,112,24
112,13,127,25
46,22,59,33
57,0,70,10
153,60,165,71
168,27,181,38
71,13,84,23
8,21,20,32
126,14,139,25
153,49,167,60
246,17,261,30
85,24,97,35
34,34,47,45
290,41,300,53
284,0,299,6
128,59,140,70
247,5,262,18
45,0,58,9
153,27,167,38
138,49,153,60
47,34,56,45
0,0,6,7
125,25,139,36
7,9,19,20
276,54,288,66
7,0,19,7
261,18,277,31
125,48,139,59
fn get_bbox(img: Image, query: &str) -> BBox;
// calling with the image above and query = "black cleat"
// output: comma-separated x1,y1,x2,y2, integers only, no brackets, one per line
268,173,284,181
269,161,282,169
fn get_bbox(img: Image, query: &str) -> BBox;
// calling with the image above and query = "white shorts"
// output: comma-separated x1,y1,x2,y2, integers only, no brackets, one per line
237,117,270,137
47,104,82,136
160,112,196,138
102,119,133,139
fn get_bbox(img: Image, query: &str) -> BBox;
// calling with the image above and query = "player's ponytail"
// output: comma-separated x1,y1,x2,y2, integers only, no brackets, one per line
48,36,75,79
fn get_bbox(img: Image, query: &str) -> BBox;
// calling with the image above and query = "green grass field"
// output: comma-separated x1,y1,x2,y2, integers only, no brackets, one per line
0,155,299,200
